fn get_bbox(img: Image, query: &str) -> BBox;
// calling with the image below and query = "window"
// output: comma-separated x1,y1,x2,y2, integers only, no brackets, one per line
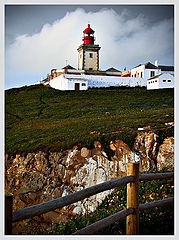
163,80,166,82
82,83,86,86
151,71,155,77
155,80,157,82
168,80,171,82
138,73,139,77
89,68,93,70
134,74,136,77
89,53,93,58
141,72,143,78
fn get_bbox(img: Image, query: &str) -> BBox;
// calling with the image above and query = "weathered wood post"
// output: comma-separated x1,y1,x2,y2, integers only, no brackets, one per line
5,194,13,235
126,162,139,235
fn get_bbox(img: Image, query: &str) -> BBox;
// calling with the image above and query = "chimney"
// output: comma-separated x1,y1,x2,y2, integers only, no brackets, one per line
155,60,158,67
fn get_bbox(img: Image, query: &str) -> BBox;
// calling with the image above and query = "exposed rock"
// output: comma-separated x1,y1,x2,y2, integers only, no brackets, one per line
157,137,174,171
5,132,174,234
134,131,159,171
80,147,91,158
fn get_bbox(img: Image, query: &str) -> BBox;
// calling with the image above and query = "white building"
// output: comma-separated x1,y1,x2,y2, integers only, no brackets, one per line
47,73,146,90
49,74,88,91
147,73,174,90
40,23,174,91
130,62,161,80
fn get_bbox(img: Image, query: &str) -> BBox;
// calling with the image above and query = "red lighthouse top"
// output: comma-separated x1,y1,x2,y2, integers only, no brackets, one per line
83,24,95,45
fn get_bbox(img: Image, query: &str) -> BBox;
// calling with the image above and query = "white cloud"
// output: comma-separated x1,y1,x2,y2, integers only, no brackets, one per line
6,8,174,77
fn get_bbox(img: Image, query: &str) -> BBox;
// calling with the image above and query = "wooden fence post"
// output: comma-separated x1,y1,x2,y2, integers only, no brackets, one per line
126,162,139,235
5,194,13,235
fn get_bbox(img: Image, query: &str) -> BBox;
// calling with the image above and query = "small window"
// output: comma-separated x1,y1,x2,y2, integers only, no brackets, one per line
89,53,93,58
82,83,86,86
168,80,171,82
134,74,136,77
148,82,150,84
155,80,157,82
151,71,155,77
89,68,93,70
138,73,139,77
141,72,143,78
163,80,166,82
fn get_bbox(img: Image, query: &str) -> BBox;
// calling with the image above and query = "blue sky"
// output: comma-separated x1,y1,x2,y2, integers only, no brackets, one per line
5,4,174,89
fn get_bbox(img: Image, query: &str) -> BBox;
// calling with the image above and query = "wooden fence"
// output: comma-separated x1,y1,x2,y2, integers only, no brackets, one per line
5,163,174,235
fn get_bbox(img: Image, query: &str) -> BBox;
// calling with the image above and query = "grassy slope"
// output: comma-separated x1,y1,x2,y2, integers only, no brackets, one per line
5,85,174,155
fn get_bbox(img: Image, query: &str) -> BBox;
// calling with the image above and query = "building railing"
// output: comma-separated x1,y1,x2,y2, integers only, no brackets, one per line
5,163,174,235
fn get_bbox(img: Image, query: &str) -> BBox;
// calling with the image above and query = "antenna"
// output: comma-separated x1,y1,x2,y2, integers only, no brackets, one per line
65,60,68,73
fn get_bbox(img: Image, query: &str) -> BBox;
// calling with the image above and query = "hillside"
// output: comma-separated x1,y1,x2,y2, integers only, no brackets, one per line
5,85,174,155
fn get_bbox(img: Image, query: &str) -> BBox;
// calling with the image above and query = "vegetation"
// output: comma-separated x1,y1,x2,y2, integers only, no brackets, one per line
5,85,174,155
28,176,173,235
6,85,174,234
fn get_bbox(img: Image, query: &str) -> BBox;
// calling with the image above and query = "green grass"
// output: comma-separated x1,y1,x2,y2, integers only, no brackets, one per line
26,175,174,235
5,85,174,155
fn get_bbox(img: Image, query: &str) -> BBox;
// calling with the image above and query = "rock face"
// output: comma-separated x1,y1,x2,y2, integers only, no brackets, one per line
134,131,159,171
157,137,174,171
5,132,174,234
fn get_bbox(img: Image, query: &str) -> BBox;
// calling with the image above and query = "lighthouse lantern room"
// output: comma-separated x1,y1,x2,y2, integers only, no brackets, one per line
77,24,101,71
83,24,95,44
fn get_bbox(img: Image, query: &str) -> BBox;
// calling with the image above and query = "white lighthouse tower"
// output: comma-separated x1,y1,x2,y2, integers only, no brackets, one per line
77,24,101,71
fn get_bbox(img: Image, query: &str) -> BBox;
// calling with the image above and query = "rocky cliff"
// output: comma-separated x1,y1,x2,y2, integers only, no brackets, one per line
5,131,174,234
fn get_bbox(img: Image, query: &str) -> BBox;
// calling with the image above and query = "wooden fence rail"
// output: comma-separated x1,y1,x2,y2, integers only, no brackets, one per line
5,163,174,235
139,172,174,181
73,208,135,235
73,197,174,235
12,176,135,223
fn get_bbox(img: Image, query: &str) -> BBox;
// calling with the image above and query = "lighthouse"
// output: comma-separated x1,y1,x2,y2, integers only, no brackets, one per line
77,24,101,71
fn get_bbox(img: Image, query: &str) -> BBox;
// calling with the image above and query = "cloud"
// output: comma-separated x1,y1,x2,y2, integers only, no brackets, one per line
6,8,174,78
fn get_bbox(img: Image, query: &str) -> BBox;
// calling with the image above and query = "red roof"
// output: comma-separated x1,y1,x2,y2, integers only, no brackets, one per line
83,24,94,33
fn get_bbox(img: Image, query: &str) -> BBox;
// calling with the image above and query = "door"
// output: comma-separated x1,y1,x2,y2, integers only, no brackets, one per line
75,83,80,90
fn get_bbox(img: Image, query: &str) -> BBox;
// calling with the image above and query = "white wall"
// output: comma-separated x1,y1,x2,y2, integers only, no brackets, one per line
84,75,146,88
49,74,88,90
147,78,159,90
131,65,145,78
67,79,88,90
49,74,147,91
144,68,161,80
49,75,68,90
158,73,174,89
131,65,161,80
147,73,174,90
